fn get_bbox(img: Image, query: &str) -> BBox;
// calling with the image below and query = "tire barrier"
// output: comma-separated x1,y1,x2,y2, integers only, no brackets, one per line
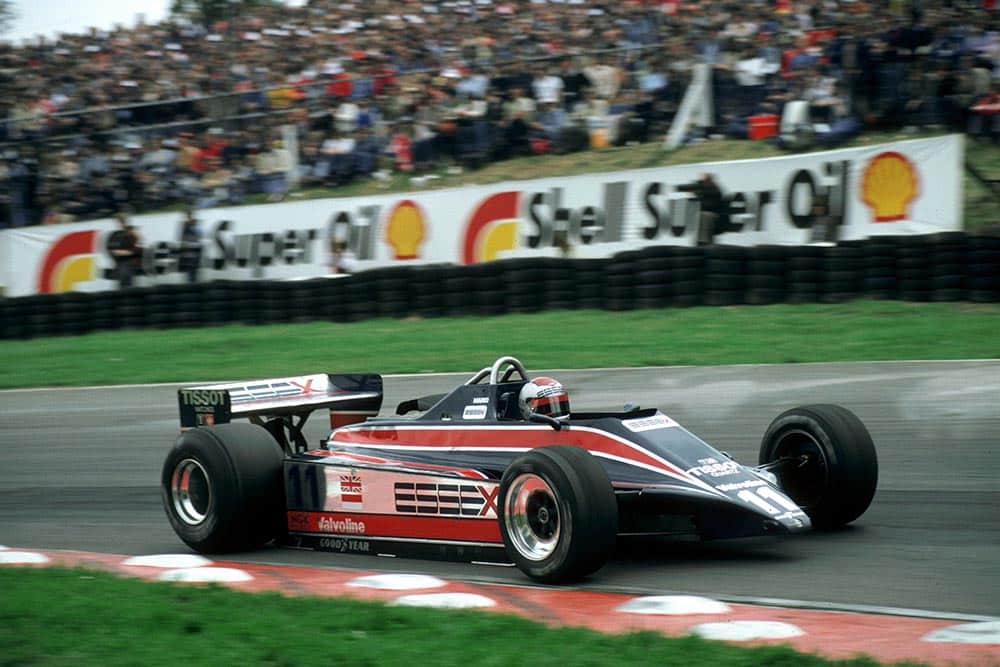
2,232,998,340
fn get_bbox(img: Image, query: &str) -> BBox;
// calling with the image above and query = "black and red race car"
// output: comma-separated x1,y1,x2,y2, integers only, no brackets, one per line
162,356,878,583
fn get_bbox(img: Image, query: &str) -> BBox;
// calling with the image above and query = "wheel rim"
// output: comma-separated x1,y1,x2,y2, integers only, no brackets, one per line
504,473,560,562
170,458,212,526
772,428,829,509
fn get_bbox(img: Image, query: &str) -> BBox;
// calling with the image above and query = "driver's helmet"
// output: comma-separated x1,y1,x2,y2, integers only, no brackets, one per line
519,377,570,420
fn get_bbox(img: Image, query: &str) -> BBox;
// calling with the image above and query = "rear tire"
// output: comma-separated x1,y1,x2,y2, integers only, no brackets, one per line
759,405,877,529
498,446,617,583
162,423,286,553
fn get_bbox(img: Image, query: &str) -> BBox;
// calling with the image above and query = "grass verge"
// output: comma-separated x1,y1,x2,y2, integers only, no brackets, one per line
0,567,907,667
2,301,998,389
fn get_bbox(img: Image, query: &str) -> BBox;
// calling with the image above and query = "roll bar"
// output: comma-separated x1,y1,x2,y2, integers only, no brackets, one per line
464,356,530,386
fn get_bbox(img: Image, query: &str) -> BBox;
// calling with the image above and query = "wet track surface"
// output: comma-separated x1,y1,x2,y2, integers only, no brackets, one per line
2,361,998,617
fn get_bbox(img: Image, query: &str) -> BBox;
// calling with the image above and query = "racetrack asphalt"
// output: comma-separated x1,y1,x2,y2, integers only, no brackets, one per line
1,360,998,619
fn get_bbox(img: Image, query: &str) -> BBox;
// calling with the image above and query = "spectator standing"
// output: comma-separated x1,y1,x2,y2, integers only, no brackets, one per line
255,138,293,201
679,173,728,246
107,212,143,287
178,210,203,283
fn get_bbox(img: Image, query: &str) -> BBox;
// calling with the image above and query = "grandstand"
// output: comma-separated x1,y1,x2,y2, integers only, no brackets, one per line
2,0,997,227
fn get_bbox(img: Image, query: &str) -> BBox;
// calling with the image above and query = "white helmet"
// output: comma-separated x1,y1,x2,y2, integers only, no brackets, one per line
519,377,570,420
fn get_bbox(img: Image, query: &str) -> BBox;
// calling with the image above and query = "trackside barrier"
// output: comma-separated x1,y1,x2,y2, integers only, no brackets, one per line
1,233,997,340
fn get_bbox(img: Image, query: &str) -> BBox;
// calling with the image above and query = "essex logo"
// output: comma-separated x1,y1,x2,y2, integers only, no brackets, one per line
461,191,521,264
36,230,100,294
861,151,919,222
394,482,498,517
384,199,427,259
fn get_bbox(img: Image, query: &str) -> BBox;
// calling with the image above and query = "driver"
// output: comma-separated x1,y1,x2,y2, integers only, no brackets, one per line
519,377,570,420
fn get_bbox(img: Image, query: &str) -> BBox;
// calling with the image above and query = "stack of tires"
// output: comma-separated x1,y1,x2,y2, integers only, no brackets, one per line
745,245,788,305
704,245,747,306
250,281,289,324
12,295,57,338
320,277,351,323
56,291,96,336
442,264,480,317
542,258,577,311
199,281,235,326
604,250,640,311
463,261,506,316
632,246,673,310
861,236,898,300
144,284,201,329
409,264,447,319
670,247,704,307
895,235,933,302
822,242,864,303
366,267,413,319
967,234,1000,302
786,245,826,303
502,258,547,314
570,258,607,310
928,232,968,302
344,271,379,322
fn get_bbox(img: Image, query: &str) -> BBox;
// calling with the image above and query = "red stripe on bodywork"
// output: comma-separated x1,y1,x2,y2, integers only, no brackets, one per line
306,449,489,479
329,426,694,483
288,511,503,543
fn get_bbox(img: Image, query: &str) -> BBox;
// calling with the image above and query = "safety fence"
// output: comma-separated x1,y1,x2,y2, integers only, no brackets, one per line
2,232,998,340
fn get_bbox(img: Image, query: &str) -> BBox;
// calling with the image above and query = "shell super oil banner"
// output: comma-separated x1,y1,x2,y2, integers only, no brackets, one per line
1,135,961,297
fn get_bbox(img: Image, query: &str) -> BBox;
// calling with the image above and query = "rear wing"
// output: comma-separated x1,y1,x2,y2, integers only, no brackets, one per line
178,373,383,430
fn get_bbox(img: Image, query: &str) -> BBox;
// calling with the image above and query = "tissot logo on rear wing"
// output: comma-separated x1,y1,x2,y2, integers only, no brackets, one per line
178,373,383,430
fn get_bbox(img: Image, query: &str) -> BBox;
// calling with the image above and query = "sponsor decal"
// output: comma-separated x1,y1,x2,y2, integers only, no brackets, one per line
688,459,742,478
472,397,489,404
394,482,498,517
317,515,367,534
36,230,100,294
461,191,520,264
319,537,371,553
623,413,677,432
861,151,919,222
462,405,488,420
339,472,364,509
384,199,428,259
178,389,228,407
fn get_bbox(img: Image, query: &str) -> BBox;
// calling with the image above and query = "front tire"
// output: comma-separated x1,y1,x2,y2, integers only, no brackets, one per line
498,446,618,583
759,404,877,529
162,423,285,553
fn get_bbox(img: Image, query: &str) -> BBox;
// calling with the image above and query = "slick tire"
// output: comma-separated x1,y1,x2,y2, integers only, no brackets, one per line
499,446,617,583
162,423,286,553
759,405,877,529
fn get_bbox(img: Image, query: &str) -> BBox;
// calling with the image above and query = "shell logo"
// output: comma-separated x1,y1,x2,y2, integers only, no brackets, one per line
861,151,920,222
461,191,520,264
36,230,99,294
384,199,427,260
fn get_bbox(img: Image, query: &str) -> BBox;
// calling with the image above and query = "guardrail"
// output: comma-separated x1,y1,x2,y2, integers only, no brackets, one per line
1,233,997,340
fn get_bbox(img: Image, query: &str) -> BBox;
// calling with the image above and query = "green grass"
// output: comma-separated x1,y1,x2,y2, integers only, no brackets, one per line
0,567,909,667
2,301,998,389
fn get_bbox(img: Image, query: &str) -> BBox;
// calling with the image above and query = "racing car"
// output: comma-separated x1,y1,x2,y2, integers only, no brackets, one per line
162,356,878,583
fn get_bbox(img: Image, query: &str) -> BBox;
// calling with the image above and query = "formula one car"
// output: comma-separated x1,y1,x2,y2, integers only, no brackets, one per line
162,356,878,583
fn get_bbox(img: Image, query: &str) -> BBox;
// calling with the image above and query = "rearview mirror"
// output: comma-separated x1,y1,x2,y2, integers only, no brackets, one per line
528,412,563,431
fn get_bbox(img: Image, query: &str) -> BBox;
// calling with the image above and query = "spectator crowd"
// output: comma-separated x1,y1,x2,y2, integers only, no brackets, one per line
1,0,998,228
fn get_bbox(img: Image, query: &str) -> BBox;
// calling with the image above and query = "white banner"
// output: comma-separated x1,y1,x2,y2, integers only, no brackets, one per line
0,135,962,297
